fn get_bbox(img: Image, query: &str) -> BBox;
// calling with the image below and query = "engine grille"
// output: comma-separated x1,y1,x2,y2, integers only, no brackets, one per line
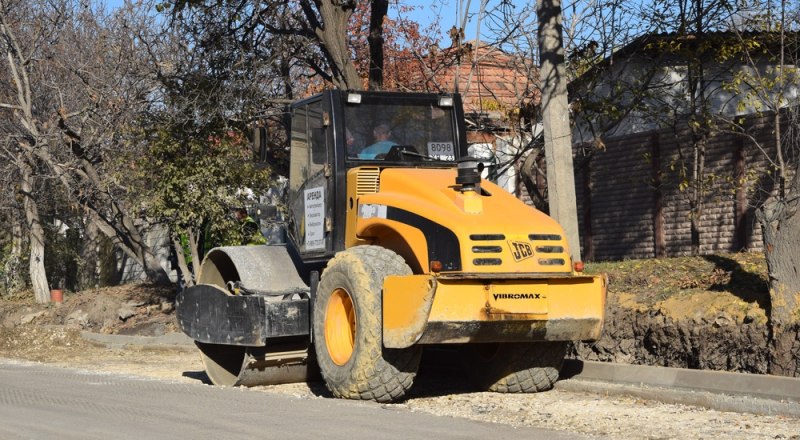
356,167,381,196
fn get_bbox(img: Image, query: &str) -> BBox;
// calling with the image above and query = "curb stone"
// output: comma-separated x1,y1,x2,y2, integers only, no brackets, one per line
560,359,800,417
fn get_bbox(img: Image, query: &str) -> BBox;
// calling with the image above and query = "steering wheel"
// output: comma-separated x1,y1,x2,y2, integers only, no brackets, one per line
382,145,418,161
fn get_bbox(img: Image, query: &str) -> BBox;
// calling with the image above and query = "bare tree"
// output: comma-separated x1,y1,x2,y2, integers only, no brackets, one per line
0,0,69,301
0,0,172,297
716,0,800,376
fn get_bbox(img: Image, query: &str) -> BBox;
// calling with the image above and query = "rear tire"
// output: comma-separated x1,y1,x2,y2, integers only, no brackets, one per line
313,246,421,402
465,342,567,393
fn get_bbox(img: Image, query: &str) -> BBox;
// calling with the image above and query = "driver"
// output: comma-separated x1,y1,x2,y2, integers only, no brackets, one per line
359,124,397,159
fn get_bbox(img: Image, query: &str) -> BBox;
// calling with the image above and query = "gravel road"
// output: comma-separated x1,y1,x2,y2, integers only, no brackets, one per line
1,326,798,439
0,359,583,440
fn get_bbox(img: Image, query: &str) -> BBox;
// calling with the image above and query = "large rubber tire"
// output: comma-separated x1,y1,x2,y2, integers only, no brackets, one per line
465,342,567,393
313,246,422,402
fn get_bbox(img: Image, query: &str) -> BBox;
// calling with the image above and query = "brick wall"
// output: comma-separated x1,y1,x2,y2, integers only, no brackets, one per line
575,110,789,261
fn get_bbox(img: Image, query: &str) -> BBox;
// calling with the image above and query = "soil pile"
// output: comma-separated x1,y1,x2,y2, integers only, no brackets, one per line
0,283,177,336
576,252,799,375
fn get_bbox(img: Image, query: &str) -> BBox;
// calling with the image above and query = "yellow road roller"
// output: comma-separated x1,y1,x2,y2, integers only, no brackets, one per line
176,90,607,402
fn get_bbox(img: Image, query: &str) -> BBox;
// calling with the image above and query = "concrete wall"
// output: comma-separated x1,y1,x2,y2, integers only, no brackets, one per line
117,223,177,284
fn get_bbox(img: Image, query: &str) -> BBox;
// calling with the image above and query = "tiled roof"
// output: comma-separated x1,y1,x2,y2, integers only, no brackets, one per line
420,41,540,119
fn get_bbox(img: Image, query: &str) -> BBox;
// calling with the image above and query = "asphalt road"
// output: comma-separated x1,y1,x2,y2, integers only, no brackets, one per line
0,359,587,440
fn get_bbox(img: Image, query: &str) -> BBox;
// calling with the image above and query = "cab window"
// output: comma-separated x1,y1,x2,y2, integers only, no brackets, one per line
344,100,456,162
289,101,327,194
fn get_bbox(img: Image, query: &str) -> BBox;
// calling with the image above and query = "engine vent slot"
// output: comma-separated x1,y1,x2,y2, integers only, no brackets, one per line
473,258,502,266
536,246,564,253
356,167,381,196
472,246,502,253
529,234,561,241
538,258,565,266
470,234,505,241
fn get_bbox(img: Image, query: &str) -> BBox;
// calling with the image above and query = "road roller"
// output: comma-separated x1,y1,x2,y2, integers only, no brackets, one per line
176,90,607,402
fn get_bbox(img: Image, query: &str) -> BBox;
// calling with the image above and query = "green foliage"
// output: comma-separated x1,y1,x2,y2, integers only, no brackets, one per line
124,125,272,255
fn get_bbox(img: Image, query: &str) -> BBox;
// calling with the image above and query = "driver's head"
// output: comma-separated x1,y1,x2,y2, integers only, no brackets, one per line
373,124,391,141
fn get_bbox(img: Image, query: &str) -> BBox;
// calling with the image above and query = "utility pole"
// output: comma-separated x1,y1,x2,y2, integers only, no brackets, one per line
536,0,581,262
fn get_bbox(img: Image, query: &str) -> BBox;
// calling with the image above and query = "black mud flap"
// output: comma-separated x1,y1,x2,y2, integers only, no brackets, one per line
176,284,310,346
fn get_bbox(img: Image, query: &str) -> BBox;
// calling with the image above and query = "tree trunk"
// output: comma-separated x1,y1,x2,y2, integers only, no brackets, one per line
141,240,171,284
188,229,201,281
313,0,362,90
79,215,99,290
689,133,707,256
519,147,549,213
685,50,709,257
760,106,800,377
2,209,25,297
171,236,194,289
535,0,581,262
368,0,388,90
20,158,50,303
759,198,800,377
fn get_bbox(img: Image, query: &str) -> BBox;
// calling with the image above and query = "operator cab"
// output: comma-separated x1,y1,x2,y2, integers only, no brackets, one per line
286,90,468,263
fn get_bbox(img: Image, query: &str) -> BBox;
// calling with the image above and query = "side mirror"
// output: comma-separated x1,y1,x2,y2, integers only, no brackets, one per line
254,204,287,245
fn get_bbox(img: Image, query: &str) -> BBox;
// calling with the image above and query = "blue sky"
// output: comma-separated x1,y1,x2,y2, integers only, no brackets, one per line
398,0,495,41
100,0,483,41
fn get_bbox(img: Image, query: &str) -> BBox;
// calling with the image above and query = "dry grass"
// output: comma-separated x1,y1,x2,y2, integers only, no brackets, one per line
586,252,770,322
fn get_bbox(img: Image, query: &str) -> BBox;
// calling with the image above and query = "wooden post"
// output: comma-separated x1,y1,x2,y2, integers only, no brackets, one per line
734,137,748,251
652,133,665,258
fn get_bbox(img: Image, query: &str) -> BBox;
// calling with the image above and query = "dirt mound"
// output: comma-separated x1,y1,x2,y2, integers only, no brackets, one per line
572,290,796,374
0,283,177,336
570,252,800,376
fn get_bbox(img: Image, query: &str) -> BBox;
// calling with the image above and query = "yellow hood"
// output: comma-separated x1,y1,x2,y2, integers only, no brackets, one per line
354,167,572,274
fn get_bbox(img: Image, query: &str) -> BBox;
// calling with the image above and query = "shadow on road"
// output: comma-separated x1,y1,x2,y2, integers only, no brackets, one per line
178,346,560,401
182,370,212,385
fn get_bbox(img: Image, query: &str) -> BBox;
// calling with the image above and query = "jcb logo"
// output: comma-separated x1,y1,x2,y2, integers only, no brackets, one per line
509,240,534,262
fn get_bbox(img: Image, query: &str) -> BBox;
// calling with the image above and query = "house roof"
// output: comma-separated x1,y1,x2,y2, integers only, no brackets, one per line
575,31,799,79
421,41,540,123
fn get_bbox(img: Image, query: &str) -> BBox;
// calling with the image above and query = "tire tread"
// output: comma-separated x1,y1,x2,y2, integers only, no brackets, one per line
314,246,421,402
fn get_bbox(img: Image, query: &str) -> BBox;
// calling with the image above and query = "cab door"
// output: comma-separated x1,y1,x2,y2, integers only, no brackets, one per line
287,98,335,261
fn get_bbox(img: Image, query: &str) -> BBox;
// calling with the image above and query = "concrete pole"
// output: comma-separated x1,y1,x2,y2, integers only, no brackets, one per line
536,0,582,262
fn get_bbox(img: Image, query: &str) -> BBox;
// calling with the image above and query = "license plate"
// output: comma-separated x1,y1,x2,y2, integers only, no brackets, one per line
487,282,548,314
